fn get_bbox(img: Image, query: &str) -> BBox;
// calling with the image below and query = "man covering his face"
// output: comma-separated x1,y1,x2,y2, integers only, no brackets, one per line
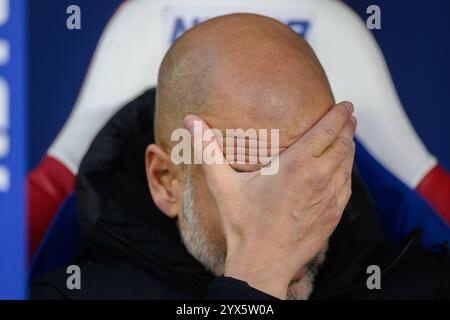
31,13,450,300
150,13,340,299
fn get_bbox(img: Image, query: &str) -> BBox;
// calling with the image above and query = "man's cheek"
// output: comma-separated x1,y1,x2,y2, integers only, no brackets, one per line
192,179,226,247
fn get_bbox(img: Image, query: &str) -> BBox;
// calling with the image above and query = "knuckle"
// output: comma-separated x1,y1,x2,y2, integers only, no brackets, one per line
323,126,338,139
343,168,352,181
348,141,356,157
303,136,320,155
293,153,307,169
310,168,329,190
337,137,352,152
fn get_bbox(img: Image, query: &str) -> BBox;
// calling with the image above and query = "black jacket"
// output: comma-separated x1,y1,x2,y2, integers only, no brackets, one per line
31,89,450,300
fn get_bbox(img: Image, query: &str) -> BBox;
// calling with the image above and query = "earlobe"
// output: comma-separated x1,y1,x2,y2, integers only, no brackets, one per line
145,144,181,219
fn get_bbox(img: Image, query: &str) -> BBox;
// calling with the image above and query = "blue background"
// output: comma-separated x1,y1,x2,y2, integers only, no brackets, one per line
28,0,123,169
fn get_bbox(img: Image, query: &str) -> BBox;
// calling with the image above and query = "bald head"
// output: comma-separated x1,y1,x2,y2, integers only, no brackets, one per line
148,15,337,291
155,13,334,156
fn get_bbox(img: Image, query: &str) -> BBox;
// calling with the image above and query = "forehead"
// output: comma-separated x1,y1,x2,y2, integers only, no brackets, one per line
181,40,334,173
199,61,332,138
200,93,330,144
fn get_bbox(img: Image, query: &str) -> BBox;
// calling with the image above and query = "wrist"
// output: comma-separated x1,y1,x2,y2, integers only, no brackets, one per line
224,249,290,299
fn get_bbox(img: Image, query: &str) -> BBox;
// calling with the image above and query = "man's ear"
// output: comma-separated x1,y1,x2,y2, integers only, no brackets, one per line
145,144,182,219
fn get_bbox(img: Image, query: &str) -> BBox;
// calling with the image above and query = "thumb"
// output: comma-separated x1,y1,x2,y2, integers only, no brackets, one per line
183,115,235,185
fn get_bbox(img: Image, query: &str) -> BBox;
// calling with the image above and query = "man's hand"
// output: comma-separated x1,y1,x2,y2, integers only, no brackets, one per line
183,101,356,299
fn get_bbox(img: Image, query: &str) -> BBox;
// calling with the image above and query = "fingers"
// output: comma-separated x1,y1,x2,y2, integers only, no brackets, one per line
183,114,235,184
336,175,352,214
320,176,351,235
317,118,356,176
333,155,354,213
317,151,353,214
300,101,354,158
278,101,354,174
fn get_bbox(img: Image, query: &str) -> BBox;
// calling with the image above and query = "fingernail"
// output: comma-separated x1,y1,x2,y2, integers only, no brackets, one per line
344,102,354,113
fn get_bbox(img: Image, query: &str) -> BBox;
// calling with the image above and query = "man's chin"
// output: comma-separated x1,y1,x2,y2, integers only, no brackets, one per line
287,245,329,299
287,269,316,299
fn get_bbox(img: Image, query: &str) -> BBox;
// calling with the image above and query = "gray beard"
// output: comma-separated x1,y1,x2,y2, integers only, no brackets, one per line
179,175,327,300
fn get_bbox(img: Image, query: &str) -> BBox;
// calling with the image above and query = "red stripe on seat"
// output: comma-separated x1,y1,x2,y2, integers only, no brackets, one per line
27,155,75,261
416,164,450,226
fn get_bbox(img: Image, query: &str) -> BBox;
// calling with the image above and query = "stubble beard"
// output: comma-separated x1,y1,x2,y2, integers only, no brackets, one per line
179,174,327,300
